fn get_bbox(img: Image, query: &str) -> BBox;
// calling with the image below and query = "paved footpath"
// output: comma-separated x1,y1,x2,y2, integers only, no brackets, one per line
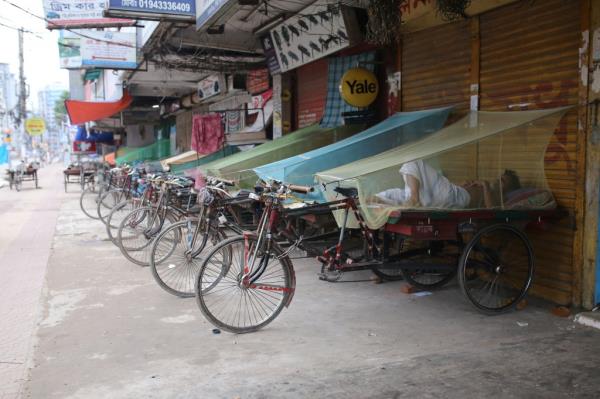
22,170,600,398
0,164,67,399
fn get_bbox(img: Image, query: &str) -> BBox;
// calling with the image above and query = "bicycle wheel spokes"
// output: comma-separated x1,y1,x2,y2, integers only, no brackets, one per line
118,207,165,266
151,220,219,297
197,236,292,334
106,200,135,245
459,225,534,313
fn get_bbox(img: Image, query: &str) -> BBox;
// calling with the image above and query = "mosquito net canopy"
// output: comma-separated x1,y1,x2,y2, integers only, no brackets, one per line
252,107,453,201
202,123,363,188
315,108,571,229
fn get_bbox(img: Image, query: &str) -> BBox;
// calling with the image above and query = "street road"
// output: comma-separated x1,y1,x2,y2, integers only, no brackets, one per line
0,164,65,399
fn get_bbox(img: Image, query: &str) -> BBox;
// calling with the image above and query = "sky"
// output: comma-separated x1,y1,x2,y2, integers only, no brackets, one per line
0,0,69,110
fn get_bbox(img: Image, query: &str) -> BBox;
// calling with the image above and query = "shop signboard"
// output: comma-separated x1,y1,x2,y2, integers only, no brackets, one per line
260,34,281,75
106,0,196,20
25,118,46,136
268,1,360,73
73,141,97,153
58,31,82,69
43,0,134,29
195,0,235,30
80,31,138,70
197,74,223,101
246,68,270,95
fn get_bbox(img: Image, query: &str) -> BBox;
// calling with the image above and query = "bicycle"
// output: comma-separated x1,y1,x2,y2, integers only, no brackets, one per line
194,181,311,333
149,177,254,297
116,175,197,266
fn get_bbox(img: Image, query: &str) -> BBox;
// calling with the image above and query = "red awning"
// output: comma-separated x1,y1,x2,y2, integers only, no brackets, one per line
65,91,133,125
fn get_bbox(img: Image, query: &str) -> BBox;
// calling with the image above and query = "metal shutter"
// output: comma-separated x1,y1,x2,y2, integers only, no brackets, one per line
402,20,471,116
480,0,581,305
296,58,328,129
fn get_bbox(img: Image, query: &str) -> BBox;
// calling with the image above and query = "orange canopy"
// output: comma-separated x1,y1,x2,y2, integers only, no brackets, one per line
104,152,116,166
65,91,132,125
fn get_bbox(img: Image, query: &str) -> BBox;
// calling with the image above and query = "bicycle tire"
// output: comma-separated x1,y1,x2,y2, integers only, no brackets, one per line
97,188,125,224
458,224,534,314
117,206,176,266
196,234,295,334
105,199,135,245
150,219,226,297
80,186,101,219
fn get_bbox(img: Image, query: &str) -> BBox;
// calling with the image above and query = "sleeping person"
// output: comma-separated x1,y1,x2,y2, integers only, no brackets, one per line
375,159,521,209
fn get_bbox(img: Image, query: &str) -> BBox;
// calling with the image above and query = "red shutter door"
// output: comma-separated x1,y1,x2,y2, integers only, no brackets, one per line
295,58,328,129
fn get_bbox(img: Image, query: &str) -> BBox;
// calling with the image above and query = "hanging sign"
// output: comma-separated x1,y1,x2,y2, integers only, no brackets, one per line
246,68,270,95
106,0,196,20
260,34,281,75
43,0,134,29
58,31,82,69
197,74,223,101
25,118,46,136
339,68,379,108
73,141,97,153
195,0,236,30
80,31,138,70
269,0,360,73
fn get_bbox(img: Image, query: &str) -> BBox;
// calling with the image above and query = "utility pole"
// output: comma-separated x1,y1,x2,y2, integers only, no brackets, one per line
17,27,29,158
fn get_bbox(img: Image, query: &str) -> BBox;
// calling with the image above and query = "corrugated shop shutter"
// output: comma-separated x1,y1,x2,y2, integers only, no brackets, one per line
296,58,328,129
480,0,580,305
402,20,471,116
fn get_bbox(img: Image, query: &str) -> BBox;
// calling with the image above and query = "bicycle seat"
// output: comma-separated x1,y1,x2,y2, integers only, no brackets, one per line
333,186,358,198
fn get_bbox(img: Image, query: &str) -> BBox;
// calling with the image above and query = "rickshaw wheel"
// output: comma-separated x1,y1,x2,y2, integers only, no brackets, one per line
372,266,404,281
458,224,534,314
402,267,456,290
34,171,39,189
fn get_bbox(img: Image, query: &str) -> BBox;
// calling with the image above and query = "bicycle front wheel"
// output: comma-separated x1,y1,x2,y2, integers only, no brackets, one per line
196,234,295,334
150,219,225,297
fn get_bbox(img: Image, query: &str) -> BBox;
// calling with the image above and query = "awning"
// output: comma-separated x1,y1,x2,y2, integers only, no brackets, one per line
160,150,206,170
65,91,133,125
104,152,116,166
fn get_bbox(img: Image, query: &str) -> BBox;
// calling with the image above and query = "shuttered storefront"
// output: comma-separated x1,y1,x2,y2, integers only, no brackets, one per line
401,20,471,116
479,0,581,305
295,58,328,129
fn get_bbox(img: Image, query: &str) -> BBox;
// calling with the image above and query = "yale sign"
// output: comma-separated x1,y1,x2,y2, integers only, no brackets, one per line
339,68,379,108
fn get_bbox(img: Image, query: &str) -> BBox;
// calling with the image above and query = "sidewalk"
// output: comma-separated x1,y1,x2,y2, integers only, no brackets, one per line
0,164,66,399
22,187,600,398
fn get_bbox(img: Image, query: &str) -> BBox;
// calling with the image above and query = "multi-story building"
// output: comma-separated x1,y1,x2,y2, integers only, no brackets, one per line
0,63,17,134
38,83,67,157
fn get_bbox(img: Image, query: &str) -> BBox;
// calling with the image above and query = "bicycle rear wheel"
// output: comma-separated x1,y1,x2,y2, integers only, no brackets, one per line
117,207,175,266
196,234,295,334
80,186,100,219
97,189,125,224
150,219,225,297
106,199,136,245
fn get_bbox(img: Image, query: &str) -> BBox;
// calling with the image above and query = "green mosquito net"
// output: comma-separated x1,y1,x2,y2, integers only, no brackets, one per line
315,108,570,229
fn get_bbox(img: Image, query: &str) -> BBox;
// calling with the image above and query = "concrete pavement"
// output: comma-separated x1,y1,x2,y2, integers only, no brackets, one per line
1,165,599,398
0,164,66,399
